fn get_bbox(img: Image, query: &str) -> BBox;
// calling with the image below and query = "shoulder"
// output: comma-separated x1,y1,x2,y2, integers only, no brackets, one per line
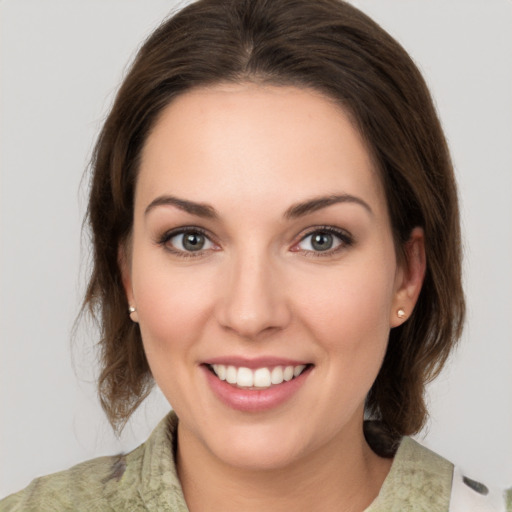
376,436,455,510
0,445,146,512
367,436,512,512
450,466,512,512
0,412,186,512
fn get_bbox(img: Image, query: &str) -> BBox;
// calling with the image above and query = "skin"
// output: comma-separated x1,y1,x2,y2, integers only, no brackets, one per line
121,84,426,511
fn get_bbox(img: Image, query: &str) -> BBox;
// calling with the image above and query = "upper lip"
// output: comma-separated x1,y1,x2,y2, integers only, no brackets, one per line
203,356,311,369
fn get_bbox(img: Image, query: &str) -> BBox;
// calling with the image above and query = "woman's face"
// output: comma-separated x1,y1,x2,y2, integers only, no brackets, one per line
123,84,423,471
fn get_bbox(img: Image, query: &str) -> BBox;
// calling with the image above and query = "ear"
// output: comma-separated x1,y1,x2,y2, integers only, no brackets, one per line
118,242,139,323
390,227,426,327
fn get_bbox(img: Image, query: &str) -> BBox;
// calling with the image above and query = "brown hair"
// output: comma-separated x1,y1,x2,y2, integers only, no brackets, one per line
84,0,465,436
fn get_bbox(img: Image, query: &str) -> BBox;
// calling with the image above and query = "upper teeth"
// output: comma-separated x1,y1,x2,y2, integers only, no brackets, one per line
211,364,307,389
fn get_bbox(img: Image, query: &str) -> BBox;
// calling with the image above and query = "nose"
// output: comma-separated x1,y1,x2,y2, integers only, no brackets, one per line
215,250,291,340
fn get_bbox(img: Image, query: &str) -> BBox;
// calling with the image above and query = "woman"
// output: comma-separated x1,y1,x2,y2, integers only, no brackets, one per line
1,0,510,510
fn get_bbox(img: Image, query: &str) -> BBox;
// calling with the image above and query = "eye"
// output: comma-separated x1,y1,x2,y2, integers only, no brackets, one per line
293,227,352,255
160,228,216,255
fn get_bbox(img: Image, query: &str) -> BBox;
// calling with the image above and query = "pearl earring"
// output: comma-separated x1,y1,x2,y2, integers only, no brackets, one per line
397,308,406,319
128,306,137,314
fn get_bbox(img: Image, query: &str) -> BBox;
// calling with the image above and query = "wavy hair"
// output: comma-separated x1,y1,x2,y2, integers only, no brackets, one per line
84,0,465,436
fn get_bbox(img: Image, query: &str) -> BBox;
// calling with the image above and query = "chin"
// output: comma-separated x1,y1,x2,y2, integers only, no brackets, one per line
215,432,306,472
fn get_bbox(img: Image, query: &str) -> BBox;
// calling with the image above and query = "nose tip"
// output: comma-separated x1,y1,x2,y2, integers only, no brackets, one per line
215,257,291,339
221,308,278,339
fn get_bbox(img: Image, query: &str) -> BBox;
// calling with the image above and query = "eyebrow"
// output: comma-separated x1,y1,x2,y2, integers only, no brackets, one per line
284,194,373,219
145,195,218,218
144,193,372,219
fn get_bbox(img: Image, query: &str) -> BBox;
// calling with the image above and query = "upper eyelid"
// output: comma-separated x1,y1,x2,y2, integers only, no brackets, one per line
157,227,218,258
296,225,352,241
159,226,213,242
290,225,354,253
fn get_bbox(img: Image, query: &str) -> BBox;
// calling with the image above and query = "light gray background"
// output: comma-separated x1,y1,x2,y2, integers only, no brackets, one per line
1,0,511,499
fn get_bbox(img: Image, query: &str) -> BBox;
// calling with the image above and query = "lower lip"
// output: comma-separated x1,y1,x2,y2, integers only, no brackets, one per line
202,365,311,413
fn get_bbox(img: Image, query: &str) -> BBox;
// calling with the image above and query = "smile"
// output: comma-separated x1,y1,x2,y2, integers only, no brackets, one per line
208,364,308,389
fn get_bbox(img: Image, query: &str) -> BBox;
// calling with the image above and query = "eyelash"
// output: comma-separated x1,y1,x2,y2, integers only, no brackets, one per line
291,226,354,257
156,226,217,259
156,225,354,258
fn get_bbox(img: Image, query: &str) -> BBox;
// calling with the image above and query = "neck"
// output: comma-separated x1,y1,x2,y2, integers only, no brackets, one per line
176,419,392,512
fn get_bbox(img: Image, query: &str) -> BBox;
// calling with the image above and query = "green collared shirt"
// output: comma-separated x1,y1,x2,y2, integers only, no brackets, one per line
1,412,510,511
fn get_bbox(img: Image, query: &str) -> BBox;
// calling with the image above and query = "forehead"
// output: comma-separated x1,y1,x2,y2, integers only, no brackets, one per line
137,84,386,217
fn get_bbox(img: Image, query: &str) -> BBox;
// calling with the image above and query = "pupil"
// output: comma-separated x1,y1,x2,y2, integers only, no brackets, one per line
183,232,204,251
312,232,333,251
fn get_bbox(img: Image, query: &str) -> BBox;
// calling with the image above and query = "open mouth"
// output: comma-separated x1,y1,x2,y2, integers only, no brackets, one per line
205,363,312,389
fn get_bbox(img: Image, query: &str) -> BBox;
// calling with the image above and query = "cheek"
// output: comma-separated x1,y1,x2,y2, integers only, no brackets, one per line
295,261,396,362
132,259,219,410
131,255,217,359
